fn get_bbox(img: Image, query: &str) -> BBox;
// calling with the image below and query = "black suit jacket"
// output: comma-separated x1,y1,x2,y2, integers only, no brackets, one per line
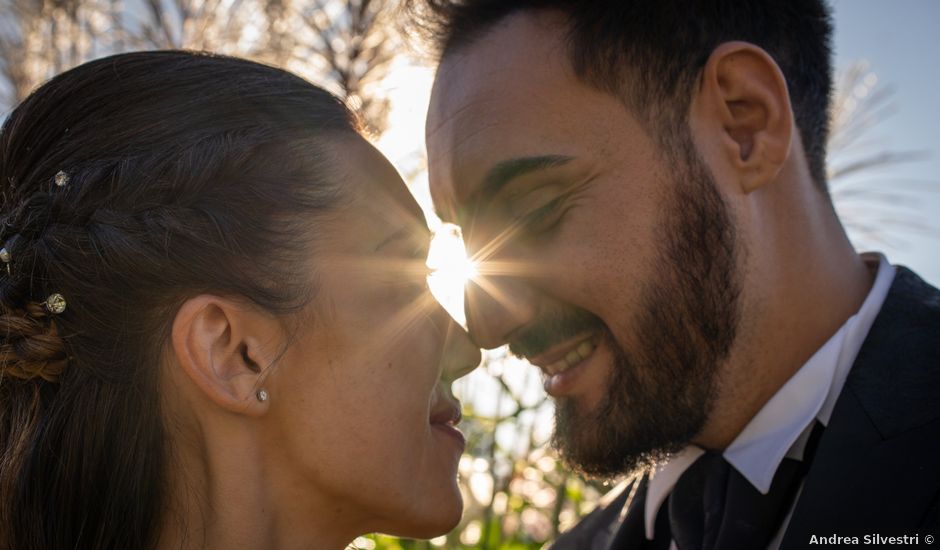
552,266,940,549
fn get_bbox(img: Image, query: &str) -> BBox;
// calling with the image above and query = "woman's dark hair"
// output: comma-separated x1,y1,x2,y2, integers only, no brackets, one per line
409,0,834,192
0,50,360,549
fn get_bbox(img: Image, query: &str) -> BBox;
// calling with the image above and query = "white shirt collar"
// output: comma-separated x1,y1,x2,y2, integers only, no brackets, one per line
644,253,895,540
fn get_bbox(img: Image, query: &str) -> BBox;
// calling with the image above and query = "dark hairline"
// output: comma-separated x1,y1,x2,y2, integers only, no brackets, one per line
420,1,834,194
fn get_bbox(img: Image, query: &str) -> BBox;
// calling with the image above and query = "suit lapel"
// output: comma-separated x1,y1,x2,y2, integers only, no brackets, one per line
606,476,651,549
781,267,940,549
550,475,646,550
780,388,940,548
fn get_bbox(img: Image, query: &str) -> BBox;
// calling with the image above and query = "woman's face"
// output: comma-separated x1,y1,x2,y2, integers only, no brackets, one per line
261,136,481,538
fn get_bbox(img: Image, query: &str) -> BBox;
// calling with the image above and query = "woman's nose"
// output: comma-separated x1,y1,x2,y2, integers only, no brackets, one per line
440,318,482,383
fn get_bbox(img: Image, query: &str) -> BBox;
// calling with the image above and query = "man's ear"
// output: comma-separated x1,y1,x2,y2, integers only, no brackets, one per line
691,41,793,194
170,295,281,416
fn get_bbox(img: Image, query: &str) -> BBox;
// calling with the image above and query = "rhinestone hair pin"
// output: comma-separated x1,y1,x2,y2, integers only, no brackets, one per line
43,293,67,315
54,170,69,187
0,243,11,276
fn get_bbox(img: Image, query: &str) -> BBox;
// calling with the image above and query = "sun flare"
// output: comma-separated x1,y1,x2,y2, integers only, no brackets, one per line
426,223,477,326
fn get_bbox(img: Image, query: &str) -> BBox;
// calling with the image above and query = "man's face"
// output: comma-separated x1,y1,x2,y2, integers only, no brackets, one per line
426,12,742,476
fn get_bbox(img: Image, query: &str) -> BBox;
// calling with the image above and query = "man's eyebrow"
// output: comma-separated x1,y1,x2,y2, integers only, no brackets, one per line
447,154,573,224
477,155,574,202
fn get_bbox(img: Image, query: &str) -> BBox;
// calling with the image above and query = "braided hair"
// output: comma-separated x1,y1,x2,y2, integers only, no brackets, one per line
0,51,359,550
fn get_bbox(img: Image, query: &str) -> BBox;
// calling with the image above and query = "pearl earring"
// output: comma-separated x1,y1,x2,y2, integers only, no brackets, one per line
256,389,269,402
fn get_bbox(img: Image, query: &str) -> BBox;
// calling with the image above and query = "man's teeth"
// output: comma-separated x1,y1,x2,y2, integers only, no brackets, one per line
543,339,596,376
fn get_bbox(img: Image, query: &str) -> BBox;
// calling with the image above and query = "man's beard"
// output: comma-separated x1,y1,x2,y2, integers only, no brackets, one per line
510,134,741,478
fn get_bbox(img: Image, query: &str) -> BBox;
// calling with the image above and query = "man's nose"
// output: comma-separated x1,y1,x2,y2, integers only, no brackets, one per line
464,272,538,349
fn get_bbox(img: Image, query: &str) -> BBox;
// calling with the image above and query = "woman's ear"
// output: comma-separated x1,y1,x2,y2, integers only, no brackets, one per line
170,295,281,416
690,41,794,194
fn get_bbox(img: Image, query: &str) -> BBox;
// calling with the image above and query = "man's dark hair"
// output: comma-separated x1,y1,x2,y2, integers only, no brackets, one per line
412,0,834,191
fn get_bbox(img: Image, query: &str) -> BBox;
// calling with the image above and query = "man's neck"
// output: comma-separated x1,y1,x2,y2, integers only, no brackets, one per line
694,196,875,451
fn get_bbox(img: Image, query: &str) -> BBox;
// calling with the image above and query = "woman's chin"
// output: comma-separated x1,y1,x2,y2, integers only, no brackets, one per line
378,492,463,540
425,499,464,537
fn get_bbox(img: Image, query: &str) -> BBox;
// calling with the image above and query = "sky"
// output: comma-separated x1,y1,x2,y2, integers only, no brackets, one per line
377,0,940,290
828,0,940,285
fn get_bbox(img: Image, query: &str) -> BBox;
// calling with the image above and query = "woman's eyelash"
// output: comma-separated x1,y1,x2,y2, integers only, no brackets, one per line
412,245,430,261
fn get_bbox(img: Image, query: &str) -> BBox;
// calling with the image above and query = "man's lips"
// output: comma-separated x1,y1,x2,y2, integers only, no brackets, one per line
523,332,599,376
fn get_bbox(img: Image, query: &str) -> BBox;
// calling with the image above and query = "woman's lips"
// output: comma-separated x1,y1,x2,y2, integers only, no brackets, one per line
430,399,466,448
432,422,467,449
429,400,461,425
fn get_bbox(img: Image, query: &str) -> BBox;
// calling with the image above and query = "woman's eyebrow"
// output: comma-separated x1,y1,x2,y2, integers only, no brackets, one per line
374,226,413,251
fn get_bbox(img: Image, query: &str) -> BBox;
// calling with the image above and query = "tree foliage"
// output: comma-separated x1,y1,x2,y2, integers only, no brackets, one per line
0,0,397,133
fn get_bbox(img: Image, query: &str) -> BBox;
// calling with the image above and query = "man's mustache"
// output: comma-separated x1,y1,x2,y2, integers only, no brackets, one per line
508,307,605,359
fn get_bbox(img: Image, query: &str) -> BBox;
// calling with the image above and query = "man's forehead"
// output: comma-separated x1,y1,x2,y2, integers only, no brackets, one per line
427,10,571,133
426,12,574,220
